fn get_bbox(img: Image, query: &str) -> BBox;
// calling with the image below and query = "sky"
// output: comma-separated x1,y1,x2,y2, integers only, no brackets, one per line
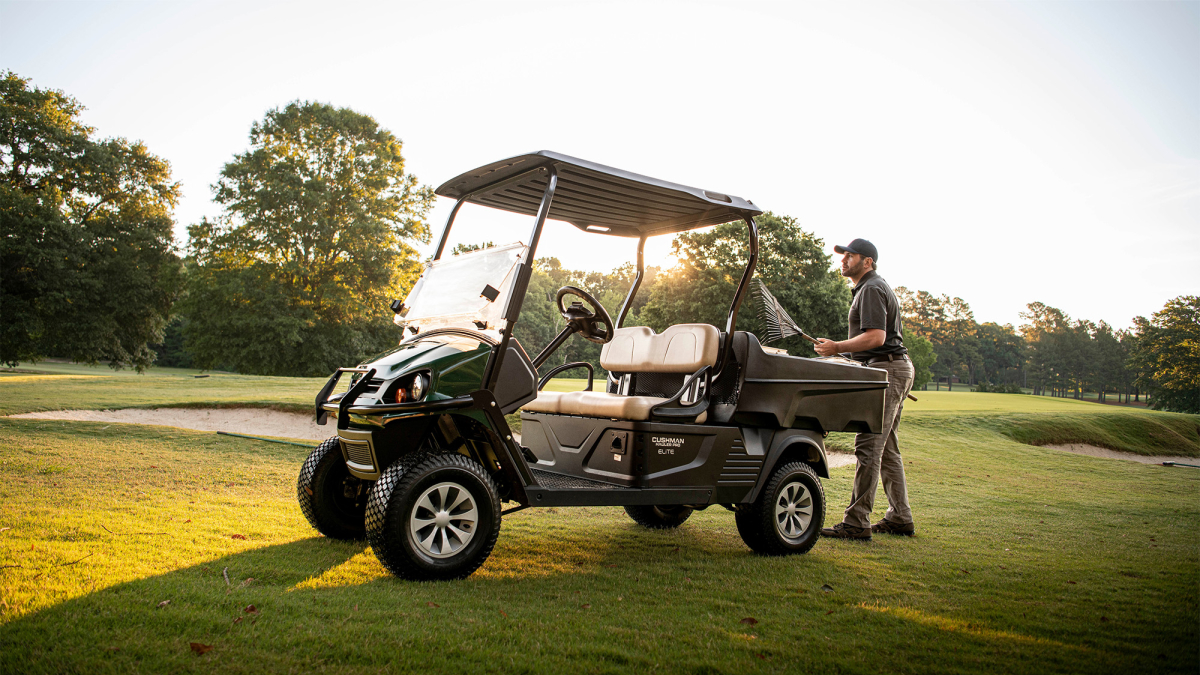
2,0,1197,331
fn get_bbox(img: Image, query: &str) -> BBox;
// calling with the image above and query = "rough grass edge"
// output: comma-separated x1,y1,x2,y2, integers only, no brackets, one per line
931,412,1199,458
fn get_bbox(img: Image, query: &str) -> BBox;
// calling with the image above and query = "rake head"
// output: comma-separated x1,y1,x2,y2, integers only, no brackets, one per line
752,279,818,345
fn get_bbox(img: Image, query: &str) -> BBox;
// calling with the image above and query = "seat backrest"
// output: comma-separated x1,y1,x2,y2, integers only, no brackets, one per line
600,324,720,374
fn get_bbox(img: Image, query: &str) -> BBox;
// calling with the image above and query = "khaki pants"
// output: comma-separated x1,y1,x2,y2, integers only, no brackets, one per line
843,358,914,529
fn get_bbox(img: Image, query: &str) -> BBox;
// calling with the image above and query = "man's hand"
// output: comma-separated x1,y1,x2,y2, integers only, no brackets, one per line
814,338,840,357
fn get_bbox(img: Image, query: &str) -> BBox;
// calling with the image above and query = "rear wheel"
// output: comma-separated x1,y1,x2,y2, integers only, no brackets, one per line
736,461,824,555
624,504,694,529
297,437,369,540
366,453,501,580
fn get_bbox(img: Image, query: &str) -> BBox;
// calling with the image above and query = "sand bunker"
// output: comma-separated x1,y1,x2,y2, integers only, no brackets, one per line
825,453,855,469
11,407,328,441
1042,443,1195,465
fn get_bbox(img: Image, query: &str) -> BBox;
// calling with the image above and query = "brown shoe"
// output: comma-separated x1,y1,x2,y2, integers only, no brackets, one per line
871,519,915,536
820,522,871,540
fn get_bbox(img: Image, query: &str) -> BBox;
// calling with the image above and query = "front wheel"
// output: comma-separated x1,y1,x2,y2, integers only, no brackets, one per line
736,462,824,555
624,504,694,529
365,453,501,580
297,437,370,540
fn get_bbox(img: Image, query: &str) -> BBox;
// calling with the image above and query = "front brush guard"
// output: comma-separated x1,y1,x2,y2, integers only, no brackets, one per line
314,367,376,428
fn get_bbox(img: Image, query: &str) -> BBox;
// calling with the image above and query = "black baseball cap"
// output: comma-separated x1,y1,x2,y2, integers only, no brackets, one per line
834,238,878,262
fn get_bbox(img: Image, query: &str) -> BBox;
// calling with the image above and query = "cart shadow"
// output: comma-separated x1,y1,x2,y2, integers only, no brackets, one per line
2,533,1096,673
2,502,843,654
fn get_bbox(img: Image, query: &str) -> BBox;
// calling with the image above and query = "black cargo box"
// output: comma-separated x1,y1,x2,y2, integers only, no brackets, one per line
732,333,888,434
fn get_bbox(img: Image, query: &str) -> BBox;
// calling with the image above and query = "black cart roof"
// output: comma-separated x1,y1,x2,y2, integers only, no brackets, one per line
435,151,762,238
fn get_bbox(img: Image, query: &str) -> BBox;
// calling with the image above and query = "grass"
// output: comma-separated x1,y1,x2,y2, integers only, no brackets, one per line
824,391,1200,459
2,366,1199,673
902,391,1155,416
1,362,591,418
1,362,327,416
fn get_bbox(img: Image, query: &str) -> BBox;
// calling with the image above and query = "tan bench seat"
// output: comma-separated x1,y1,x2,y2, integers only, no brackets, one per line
522,324,718,423
522,390,671,420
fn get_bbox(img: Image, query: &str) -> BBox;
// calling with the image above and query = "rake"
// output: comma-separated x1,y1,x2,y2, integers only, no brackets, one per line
752,278,820,346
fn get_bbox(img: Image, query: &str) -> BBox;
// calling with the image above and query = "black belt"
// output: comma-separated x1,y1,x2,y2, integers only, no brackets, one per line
862,354,909,366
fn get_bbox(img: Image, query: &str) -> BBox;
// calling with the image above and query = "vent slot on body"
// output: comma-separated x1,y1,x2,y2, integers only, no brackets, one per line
338,428,379,479
718,438,761,486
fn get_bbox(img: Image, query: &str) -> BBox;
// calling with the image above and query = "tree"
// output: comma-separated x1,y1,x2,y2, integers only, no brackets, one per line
640,213,850,355
525,256,634,379
1,72,180,370
1091,321,1124,403
151,317,193,368
904,328,937,390
895,288,944,341
1116,327,1142,403
451,241,494,255
1129,296,1200,413
181,101,434,376
942,296,981,387
975,322,1024,387
1020,302,1070,396
897,288,981,389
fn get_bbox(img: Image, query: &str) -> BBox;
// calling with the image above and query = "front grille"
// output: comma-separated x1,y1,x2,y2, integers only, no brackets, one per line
342,439,374,468
339,428,378,478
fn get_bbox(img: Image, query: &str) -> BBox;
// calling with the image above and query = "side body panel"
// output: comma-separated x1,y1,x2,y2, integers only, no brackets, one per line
521,412,758,505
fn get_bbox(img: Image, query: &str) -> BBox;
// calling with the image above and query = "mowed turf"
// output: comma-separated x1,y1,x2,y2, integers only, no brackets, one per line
0,362,590,417
1,366,1198,674
0,362,327,416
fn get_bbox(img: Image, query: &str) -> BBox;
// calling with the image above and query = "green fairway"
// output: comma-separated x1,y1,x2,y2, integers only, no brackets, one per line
0,362,591,417
1,362,327,416
2,366,1198,674
903,390,1141,415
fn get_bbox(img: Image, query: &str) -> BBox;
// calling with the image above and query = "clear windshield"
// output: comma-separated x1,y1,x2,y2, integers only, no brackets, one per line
394,242,527,333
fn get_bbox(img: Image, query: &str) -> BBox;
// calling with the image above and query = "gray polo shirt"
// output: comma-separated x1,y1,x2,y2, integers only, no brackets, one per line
847,270,907,362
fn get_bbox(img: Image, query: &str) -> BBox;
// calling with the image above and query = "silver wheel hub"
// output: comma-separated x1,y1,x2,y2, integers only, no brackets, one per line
409,481,478,559
774,480,813,544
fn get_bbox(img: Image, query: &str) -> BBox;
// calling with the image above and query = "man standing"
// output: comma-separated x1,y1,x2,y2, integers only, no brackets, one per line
814,239,916,540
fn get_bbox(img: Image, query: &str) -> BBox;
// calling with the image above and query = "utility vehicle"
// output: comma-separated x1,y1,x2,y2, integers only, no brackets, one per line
298,151,887,580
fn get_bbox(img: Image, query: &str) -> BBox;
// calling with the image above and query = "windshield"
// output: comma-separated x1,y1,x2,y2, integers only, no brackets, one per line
394,242,527,333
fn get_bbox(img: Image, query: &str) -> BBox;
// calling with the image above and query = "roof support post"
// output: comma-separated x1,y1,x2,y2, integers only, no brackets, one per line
616,235,647,328
715,216,759,379
483,167,559,389
432,197,467,261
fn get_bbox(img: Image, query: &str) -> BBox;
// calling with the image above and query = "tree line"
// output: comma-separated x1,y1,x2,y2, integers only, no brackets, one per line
895,287,1198,413
4,72,1196,414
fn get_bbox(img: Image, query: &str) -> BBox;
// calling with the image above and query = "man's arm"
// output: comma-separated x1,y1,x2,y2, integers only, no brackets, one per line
814,330,884,357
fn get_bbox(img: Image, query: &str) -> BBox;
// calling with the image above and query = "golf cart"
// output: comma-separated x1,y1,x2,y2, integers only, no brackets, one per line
299,151,888,580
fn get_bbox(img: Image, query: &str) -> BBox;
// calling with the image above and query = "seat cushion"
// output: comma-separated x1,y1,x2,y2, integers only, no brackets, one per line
557,391,667,420
522,390,565,414
600,324,720,374
523,390,706,423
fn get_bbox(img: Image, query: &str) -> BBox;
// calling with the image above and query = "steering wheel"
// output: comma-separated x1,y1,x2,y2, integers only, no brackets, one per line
556,286,615,344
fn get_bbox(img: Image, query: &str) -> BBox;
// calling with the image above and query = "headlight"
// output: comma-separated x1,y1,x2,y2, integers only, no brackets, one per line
392,372,429,404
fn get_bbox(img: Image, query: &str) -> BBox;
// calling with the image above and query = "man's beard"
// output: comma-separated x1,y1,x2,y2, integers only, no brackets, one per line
841,259,865,277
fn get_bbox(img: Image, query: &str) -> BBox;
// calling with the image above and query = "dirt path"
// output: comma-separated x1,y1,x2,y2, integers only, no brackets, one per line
10,407,328,441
